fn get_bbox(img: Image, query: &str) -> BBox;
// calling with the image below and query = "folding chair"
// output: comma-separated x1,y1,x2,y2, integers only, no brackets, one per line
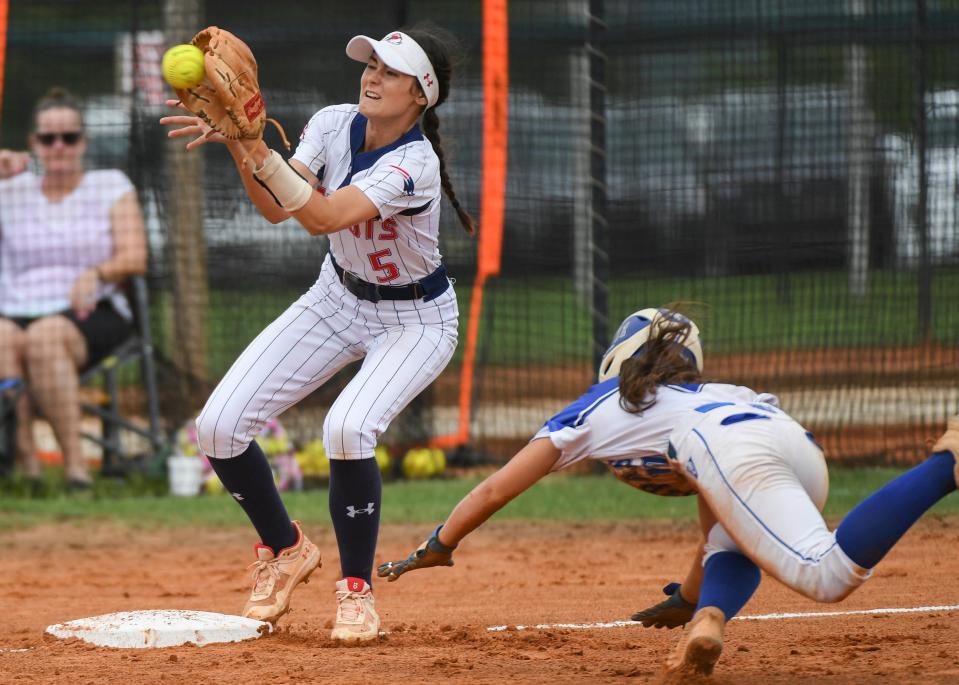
79,275,165,475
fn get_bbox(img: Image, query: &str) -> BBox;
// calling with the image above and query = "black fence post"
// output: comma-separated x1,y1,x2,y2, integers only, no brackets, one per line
915,0,932,341
588,0,609,372
775,31,791,304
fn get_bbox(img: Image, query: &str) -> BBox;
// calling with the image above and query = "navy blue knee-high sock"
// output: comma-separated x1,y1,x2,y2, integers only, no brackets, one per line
836,451,957,569
206,440,297,553
697,551,761,620
329,458,382,585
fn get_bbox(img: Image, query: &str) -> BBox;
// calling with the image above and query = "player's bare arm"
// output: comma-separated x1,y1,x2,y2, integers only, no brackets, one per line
286,182,380,236
653,474,712,610
160,103,294,224
238,145,382,233
629,499,710,628
161,101,379,232
441,438,561,544
682,497,715,601
378,438,560,581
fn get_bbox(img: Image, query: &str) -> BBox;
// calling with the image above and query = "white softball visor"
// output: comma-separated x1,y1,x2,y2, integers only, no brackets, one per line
346,31,439,108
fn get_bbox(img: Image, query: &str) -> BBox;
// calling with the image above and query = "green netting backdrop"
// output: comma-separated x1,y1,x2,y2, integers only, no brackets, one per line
4,0,959,465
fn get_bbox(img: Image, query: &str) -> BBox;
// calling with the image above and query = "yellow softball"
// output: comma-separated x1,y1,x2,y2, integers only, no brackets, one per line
161,44,206,90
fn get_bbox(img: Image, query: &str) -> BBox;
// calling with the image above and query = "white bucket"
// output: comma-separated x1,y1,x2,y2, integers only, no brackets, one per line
167,455,205,496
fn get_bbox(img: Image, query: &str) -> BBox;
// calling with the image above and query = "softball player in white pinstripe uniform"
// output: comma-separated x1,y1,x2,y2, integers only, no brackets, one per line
161,25,474,641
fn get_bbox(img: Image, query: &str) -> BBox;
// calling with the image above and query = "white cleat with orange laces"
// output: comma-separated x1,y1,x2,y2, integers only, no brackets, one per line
241,521,321,625
331,577,380,642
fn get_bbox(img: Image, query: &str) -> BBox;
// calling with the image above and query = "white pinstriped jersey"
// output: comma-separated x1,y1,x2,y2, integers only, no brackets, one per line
197,106,459,463
292,104,442,284
534,381,780,473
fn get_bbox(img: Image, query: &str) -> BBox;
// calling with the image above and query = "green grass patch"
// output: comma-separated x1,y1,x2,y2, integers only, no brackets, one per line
148,268,959,375
1,466,956,532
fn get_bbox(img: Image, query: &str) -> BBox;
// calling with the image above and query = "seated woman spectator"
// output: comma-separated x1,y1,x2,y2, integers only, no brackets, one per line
0,87,147,489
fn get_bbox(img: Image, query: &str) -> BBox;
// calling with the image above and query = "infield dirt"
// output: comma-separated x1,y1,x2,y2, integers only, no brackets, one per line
1,518,957,684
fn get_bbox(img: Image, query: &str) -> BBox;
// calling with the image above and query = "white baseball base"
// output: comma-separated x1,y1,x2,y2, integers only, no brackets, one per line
45,610,272,648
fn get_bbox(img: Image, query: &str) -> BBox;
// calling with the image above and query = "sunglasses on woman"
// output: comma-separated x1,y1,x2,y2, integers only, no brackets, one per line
35,131,83,146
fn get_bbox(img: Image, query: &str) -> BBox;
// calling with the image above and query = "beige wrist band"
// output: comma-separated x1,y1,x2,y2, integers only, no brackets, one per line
252,150,314,212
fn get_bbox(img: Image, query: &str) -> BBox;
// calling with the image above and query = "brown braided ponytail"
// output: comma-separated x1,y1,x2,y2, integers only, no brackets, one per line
406,24,476,236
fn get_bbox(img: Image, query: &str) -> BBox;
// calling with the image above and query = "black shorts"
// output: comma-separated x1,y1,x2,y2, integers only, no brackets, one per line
6,299,135,370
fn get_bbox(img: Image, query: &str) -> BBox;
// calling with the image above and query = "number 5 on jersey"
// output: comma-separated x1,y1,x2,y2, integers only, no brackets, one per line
368,249,399,282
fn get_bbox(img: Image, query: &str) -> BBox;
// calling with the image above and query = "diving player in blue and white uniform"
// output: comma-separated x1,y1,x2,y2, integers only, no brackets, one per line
377,307,959,681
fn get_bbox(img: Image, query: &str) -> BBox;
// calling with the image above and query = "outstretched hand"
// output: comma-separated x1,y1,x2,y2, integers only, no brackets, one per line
630,582,697,629
377,525,456,582
0,150,30,179
159,99,227,150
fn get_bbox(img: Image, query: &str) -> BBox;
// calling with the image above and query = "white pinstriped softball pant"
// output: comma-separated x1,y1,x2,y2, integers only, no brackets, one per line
196,259,458,461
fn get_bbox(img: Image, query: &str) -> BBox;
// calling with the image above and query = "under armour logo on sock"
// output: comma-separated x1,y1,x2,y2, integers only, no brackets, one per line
346,502,375,518
231,492,245,501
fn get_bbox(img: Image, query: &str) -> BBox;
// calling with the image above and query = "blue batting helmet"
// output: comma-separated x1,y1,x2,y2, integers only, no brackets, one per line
597,308,703,382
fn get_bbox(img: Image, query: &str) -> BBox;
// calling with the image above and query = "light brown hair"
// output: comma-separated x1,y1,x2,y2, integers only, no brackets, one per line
31,86,84,131
618,314,702,413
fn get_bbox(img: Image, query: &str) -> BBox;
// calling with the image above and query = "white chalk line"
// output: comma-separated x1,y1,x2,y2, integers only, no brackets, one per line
486,603,959,632
0,648,32,653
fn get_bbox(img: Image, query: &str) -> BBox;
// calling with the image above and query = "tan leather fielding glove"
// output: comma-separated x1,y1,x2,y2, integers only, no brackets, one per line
175,26,267,143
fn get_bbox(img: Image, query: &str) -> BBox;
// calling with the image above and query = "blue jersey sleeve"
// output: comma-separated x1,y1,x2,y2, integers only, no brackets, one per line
543,378,620,433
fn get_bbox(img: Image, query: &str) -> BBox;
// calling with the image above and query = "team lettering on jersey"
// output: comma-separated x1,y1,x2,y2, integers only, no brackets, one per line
348,216,398,240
